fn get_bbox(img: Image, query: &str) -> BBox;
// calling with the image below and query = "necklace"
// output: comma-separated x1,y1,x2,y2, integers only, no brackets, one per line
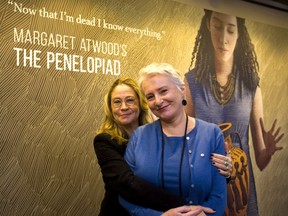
160,114,188,197
212,72,235,105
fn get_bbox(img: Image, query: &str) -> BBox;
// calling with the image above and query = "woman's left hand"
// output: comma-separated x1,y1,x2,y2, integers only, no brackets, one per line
211,142,233,178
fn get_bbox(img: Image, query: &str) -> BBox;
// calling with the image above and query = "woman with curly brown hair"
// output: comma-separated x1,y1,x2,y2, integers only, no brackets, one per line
184,9,284,216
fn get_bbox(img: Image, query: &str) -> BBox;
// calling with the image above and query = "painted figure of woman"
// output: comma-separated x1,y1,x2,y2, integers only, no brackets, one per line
184,9,284,216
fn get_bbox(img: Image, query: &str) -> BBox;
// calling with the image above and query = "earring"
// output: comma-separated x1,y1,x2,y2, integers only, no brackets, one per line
182,99,187,106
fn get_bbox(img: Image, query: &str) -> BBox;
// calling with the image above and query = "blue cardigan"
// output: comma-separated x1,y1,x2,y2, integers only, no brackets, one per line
120,118,227,216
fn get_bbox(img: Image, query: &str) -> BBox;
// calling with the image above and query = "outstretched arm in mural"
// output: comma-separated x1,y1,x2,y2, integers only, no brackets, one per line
250,87,285,171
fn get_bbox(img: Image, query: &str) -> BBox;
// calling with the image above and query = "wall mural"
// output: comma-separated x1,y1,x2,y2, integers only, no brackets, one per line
0,0,287,215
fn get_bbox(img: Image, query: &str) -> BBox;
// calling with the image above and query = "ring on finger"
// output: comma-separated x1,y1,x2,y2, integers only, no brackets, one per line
224,161,229,167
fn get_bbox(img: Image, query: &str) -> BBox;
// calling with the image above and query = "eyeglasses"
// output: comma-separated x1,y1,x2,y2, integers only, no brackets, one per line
112,97,137,108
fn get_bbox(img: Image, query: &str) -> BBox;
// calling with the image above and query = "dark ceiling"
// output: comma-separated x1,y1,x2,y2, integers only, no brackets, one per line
242,0,288,12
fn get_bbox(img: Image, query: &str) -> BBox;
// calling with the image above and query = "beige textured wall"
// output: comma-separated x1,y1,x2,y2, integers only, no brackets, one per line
0,0,287,215
246,21,288,215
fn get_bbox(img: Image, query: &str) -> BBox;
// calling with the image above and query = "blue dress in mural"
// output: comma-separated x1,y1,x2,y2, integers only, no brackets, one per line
185,68,259,216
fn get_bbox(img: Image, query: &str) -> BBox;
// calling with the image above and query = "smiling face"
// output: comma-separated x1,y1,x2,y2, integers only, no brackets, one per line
141,74,184,122
111,84,140,132
208,12,239,63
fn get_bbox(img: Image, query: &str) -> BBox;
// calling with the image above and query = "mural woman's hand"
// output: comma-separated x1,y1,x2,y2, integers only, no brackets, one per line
260,118,284,156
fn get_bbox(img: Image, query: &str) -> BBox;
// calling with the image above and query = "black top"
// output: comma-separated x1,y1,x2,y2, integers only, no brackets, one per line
94,133,185,216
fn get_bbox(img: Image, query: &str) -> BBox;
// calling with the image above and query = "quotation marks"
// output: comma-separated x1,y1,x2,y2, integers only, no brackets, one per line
8,0,13,5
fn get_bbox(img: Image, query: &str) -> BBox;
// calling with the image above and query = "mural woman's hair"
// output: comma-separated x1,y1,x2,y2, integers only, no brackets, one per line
188,9,259,92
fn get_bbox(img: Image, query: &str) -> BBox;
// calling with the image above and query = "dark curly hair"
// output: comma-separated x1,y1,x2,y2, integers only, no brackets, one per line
188,9,260,92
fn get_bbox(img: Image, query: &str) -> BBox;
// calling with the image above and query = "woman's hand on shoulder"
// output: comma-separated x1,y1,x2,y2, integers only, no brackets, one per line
211,141,233,178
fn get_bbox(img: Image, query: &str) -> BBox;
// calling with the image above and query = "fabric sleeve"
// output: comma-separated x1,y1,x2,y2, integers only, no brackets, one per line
202,127,227,215
94,133,185,211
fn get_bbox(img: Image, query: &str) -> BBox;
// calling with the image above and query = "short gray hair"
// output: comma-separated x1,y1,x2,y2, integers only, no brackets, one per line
138,63,184,90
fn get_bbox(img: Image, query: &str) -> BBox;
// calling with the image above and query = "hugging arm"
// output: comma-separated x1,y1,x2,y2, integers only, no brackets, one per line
119,198,206,216
94,133,185,211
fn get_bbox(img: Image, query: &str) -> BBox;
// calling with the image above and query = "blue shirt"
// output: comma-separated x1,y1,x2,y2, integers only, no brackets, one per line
120,118,227,216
